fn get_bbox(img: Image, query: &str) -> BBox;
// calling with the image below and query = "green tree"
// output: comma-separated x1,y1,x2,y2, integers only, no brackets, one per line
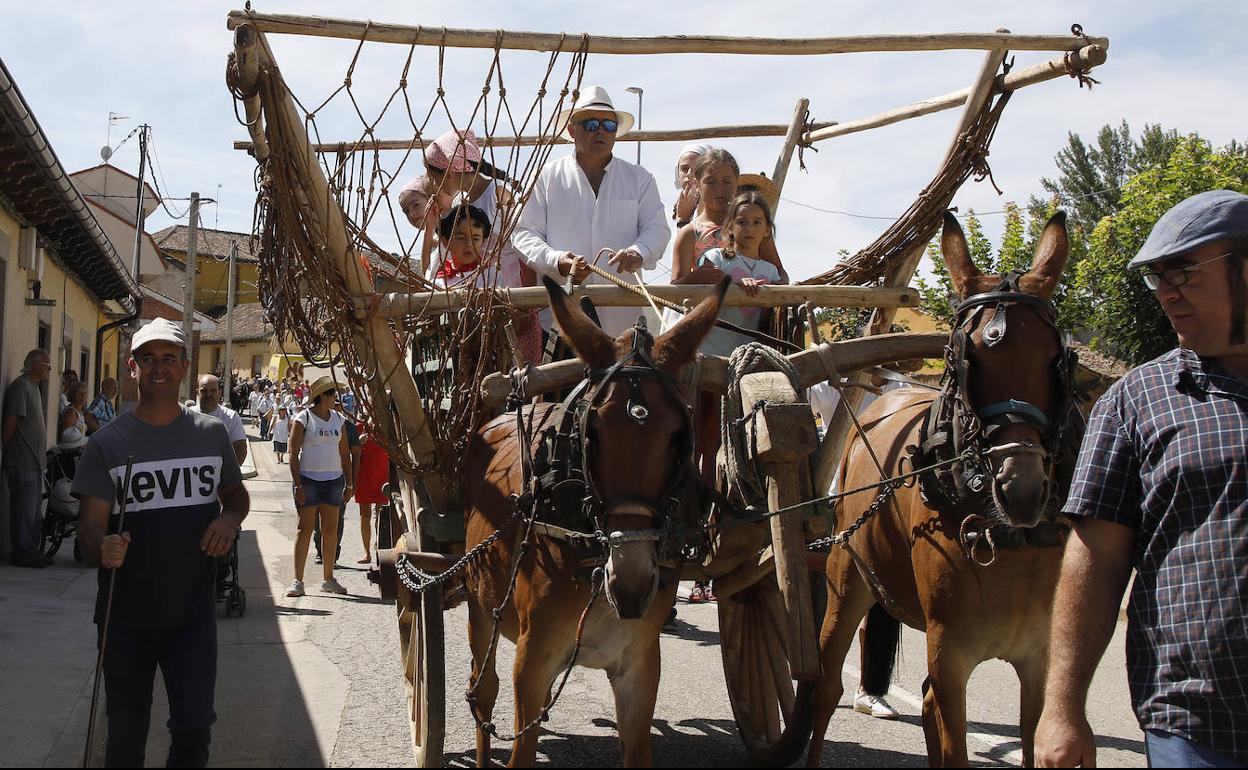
1074,135,1248,363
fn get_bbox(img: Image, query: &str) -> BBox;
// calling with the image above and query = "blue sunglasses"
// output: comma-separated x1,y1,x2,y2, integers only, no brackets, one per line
579,118,619,134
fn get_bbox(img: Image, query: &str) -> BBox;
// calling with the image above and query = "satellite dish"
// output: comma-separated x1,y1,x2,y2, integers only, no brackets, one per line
100,145,113,162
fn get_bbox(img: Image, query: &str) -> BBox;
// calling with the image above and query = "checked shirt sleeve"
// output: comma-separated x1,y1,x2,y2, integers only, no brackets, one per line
1062,388,1143,530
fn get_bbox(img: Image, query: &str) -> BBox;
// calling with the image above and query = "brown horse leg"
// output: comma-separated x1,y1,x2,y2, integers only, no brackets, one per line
1014,655,1047,768
806,553,876,767
608,638,661,767
507,634,567,768
467,600,499,768
924,630,974,767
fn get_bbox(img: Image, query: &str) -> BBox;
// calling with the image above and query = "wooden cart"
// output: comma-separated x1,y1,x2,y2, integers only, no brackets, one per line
226,12,1108,765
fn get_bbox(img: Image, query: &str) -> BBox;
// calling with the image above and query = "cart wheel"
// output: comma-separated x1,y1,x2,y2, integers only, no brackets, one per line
39,517,65,560
719,571,825,767
398,528,445,767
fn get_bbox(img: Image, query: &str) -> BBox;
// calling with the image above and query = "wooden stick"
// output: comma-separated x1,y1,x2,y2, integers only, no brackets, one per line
945,38,1009,160
368,284,916,318
226,13,1107,56
770,98,810,217
803,44,1106,144
480,331,945,408
233,23,442,481
232,122,838,153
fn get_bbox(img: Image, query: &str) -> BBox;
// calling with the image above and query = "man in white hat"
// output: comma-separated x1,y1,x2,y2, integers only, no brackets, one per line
511,85,670,337
72,317,250,766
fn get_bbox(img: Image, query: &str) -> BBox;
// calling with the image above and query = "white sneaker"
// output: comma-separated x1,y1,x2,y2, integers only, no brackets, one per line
321,578,348,595
286,579,305,597
853,690,900,719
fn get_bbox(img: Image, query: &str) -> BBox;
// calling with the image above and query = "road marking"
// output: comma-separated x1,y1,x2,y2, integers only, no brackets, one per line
842,662,1026,765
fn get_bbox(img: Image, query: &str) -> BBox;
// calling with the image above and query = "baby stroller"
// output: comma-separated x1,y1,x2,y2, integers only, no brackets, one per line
217,530,247,617
40,447,84,562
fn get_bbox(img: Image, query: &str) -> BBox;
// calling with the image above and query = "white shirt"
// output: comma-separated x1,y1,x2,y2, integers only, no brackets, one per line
190,403,247,444
248,391,263,417
511,154,670,337
270,416,291,443
294,409,346,481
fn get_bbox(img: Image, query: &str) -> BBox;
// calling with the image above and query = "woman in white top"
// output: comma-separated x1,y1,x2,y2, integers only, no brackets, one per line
286,377,353,597
57,381,90,450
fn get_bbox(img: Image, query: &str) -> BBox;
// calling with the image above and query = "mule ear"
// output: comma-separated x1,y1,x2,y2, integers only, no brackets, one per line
941,211,982,299
1027,211,1069,300
652,276,732,374
543,276,615,369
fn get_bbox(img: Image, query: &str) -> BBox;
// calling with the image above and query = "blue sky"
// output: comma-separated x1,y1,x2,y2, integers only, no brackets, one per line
2,1,1244,282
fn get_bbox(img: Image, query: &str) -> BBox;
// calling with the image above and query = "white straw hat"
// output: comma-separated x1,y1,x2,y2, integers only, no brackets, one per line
555,86,635,142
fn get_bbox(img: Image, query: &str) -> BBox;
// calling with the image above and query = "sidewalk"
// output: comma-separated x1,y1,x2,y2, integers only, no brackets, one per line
0,426,368,767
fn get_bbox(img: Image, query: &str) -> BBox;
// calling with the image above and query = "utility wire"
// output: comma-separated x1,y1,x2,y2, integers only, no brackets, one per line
780,185,1123,221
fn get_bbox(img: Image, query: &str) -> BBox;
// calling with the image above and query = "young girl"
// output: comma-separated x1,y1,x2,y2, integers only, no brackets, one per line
271,406,291,464
683,191,785,604
671,151,788,283
353,422,390,565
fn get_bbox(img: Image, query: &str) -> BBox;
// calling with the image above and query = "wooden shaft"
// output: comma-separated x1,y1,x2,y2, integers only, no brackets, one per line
225,13,1107,56
368,284,916,318
803,44,1107,144
770,98,811,216
231,28,270,163
233,23,441,475
767,463,820,680
232,122,838,153
712,547,775,601
479,331,946,408
945,41,1009,161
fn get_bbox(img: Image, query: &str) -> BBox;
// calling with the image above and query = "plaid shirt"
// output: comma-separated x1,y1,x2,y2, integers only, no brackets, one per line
85,394,116,429
1064,348,1248,760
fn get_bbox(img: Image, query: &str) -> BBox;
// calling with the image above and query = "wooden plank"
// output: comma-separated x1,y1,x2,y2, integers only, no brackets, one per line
803,44,1107,144
370,284,917,318
767,463,820,680
232,122,838,153
479,331,946,408
226,13,1107,56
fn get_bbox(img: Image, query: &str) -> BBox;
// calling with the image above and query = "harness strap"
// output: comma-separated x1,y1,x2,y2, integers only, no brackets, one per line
977,399,1052,431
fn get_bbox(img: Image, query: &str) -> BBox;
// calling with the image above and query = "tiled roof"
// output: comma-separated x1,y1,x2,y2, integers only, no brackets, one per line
199,302,274,343
153,225,260,263
0,57,138,308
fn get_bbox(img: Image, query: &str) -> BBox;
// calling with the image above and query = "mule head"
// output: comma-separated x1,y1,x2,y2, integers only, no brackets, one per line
941,211,1070,527
544,276,730,618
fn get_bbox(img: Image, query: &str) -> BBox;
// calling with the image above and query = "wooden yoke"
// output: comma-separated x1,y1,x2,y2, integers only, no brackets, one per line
738,372,821,681
233,24,443,511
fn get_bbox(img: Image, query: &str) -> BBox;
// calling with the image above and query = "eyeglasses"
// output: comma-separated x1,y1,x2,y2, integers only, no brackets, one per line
578,118,618,134
1139,252,1234,290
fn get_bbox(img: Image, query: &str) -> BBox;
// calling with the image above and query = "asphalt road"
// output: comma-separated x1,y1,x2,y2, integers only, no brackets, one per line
171,432,1147,767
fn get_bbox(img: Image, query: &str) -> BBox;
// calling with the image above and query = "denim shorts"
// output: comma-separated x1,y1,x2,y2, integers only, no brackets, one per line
299,475,344,507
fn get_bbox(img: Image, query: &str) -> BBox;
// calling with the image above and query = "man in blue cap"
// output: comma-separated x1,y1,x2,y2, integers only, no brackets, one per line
1036,190,1248,768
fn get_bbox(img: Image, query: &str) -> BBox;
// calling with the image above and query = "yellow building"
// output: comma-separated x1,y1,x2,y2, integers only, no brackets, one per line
1,57,140,557
151,225,260,312
198,303,301,382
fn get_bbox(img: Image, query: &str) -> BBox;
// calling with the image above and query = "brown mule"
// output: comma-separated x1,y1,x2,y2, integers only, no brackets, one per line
806,212,1075,767
462,276,730,767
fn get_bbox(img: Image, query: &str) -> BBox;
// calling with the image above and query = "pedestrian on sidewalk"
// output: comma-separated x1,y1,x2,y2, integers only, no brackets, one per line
3,349,51,568
353,420,390,564
271,406,291,464
1037,191,1248,768
287,376,352,596
190,374,248,466
86,378,119,433
73,317,250,768
314,404,360,566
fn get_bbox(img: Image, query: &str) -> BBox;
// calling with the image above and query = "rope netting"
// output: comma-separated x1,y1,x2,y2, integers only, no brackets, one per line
228,22,591,476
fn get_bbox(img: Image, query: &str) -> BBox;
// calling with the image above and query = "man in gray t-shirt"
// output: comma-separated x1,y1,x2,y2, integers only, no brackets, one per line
3,349,51,567
74,318,249,767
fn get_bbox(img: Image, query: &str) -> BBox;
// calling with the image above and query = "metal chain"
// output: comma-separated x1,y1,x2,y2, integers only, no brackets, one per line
394,507,521,594
806,477,905,550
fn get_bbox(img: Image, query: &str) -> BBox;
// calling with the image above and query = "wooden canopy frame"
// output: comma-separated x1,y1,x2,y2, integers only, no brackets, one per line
227,9,1109,486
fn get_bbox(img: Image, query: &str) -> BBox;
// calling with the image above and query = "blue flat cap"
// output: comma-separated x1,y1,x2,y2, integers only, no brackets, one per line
1129,189,1248,268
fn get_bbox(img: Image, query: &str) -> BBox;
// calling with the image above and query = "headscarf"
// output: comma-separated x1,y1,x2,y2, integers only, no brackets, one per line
674,143,714,189
424,128,483,175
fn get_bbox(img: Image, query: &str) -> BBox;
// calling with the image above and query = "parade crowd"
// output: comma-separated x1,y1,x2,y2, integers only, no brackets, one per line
2,86,1245,768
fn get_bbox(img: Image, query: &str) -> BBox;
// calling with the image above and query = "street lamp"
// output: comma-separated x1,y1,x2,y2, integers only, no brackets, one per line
625,86,643,165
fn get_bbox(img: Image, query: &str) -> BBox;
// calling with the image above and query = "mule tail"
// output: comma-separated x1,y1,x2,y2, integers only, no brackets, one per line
859,603,902,696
